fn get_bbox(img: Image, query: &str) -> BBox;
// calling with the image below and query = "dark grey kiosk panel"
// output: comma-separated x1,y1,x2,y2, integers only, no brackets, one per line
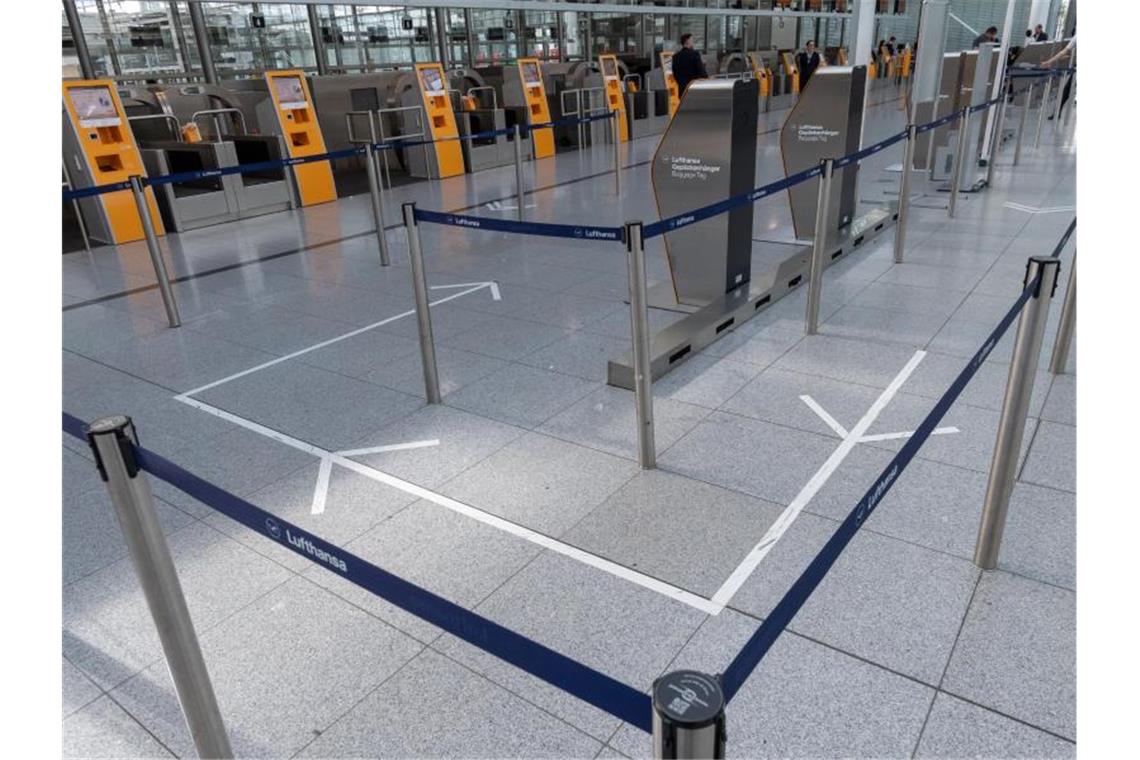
652,79,759,308
781,65,867,242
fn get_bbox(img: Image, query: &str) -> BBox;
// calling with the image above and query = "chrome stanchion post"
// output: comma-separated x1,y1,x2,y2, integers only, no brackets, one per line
1051,73,1065,124
1013,83,1032,166
893,124,917,264
625,221,656,469
401,203,441,404
277,135,298,209
986,96,1006,187
1049,253,1076,375
85,416,232,759
652,670,726,759
513,123,526,221
612,110,622,195
129,176,181,328
806,159,835,335
973,257,1061,569
364,143,391,266
1034,76,1053,149
948,109,971,218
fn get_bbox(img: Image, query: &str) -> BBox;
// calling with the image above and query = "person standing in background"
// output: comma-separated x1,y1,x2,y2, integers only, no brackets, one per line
797,40,823,88
1034,24,1049,42
973,26,998,48
672,33,708,94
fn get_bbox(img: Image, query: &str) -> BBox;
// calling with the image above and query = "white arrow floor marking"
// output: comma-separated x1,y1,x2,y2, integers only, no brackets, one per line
799,394,960,443
311,439,441,514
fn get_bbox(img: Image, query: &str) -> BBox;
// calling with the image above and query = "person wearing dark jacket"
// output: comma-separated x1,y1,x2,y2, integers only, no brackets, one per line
796,40,823,88
973,26,998,48
1034,24,1048,42
672,33,708,94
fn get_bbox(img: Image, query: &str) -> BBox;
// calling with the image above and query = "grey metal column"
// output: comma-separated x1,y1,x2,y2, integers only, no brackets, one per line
308,4,329,76
86,416,232,759
188,1,218,84
652,670,725,759
402,203,441,404
973,257,1061,569
1049,253,1076,375
1034,76,1053,148
364,143,391,266
513,124,526,221
464,9,476,67
806,159,835,335
893,124,918,264
94,0,122,77
1013,83,1032,166
625,221,656,470
948,109,971,218
130,176,180,328
63,0,95,79
435,7,450,68
168,1,195,75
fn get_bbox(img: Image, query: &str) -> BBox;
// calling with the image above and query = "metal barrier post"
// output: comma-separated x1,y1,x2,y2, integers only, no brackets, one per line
973,257,1061,569
1013,83,1032,166
364,143,391,266
513,124,526,221
948,109,971,219
401,203,441,404
986,96,1007,187
1049,253,1076,375
129,176,181,328
893,124,917,264
805,159,835,335
1034,76,1053,149
625,221,656,469
1051,73,1065,124
652,670,726,759
612,111,622,195
85,416,233,759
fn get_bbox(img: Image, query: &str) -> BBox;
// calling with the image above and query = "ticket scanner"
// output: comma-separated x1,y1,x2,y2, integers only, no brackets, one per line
410,63,465,177
62,79,164,244
598,54,629,143
260,70,337,206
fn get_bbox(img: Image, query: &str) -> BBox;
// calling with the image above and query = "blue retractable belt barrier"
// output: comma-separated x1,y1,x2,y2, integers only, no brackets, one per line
835,128,910,168
968,96,1002,115
718,272,1042,702
915,108,965,136
414,207,623,241
61,411,653,733
62,180,135,202
1049,218,1076,259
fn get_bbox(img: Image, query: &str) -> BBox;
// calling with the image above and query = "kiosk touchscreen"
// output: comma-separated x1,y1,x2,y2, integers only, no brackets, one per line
659,51,680,115
264,70,337,206
62,79,164,244
598,54,629,142
414,62,465,177
517,58,555,158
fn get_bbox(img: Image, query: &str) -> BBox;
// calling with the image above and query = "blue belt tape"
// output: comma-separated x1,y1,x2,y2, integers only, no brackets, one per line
719,274,1040,702
1049,218,1076,259
915,109,965,135
414,207,623,241
61,411,653,733
835,128,909,168
62,180,134,202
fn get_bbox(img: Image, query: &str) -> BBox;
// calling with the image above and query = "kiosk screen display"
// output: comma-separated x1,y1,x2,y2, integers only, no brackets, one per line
601,57,619,78
69,86,120,127
521,61,542,86
420,67,445,92
660,53,673,75
273,76,308,109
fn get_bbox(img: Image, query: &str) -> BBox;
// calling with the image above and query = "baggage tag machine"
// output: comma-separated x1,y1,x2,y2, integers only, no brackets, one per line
262,70,337,206
598,54,629,142
410,63,465,178
62,79,164,244
517,58,555,159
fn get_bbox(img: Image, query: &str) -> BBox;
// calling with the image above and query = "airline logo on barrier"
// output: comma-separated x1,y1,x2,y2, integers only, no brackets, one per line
265,517,348,573
446,215,481,229
854,462,899,526
573,227,619,240
795,123,840,143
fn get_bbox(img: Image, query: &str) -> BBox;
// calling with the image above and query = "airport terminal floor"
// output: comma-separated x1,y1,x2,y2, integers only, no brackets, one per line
60,76,1077,758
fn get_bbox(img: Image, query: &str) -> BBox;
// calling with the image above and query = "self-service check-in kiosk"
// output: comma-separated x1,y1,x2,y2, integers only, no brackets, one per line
410,63,465,177
654,52,680,115
745,53,773,99
780,51,801,97
513,58,555,159
598,54,629,142
260,70,337,206
781,65,867,241
62,79,164,244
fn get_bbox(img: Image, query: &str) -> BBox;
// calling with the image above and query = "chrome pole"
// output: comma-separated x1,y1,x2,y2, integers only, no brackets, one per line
86,416,232,759
893,124,917,264
625,221,656,469
513,123,526,221
948,109,971,218
1049,253,1076,375
1013,83,1032,166
806,159,835,335
1051,73,1065,124
652,670,726,759
129,176,180,328
401,203,441,404
986,94,1007,187
974,257,1061,569
364,143,391,266
1034,76,1053,149
612,110,622,195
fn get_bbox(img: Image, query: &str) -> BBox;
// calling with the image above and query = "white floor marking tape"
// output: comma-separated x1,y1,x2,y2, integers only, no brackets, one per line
180,281,500,397
174,394,722,615
429,281,502,301
800,395,850,438
800,395,960,443
335,439,440,457
310,456,333,515
709,350,931,608
858,427,959,443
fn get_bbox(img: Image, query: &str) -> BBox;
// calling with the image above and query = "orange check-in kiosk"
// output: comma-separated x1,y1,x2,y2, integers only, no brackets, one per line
598,54,628,142
413,62,465,177
779,51,801,95
62,79,164,244
516,58,555,159
659,52,681,114
745,53,773,98
264,70,336,206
